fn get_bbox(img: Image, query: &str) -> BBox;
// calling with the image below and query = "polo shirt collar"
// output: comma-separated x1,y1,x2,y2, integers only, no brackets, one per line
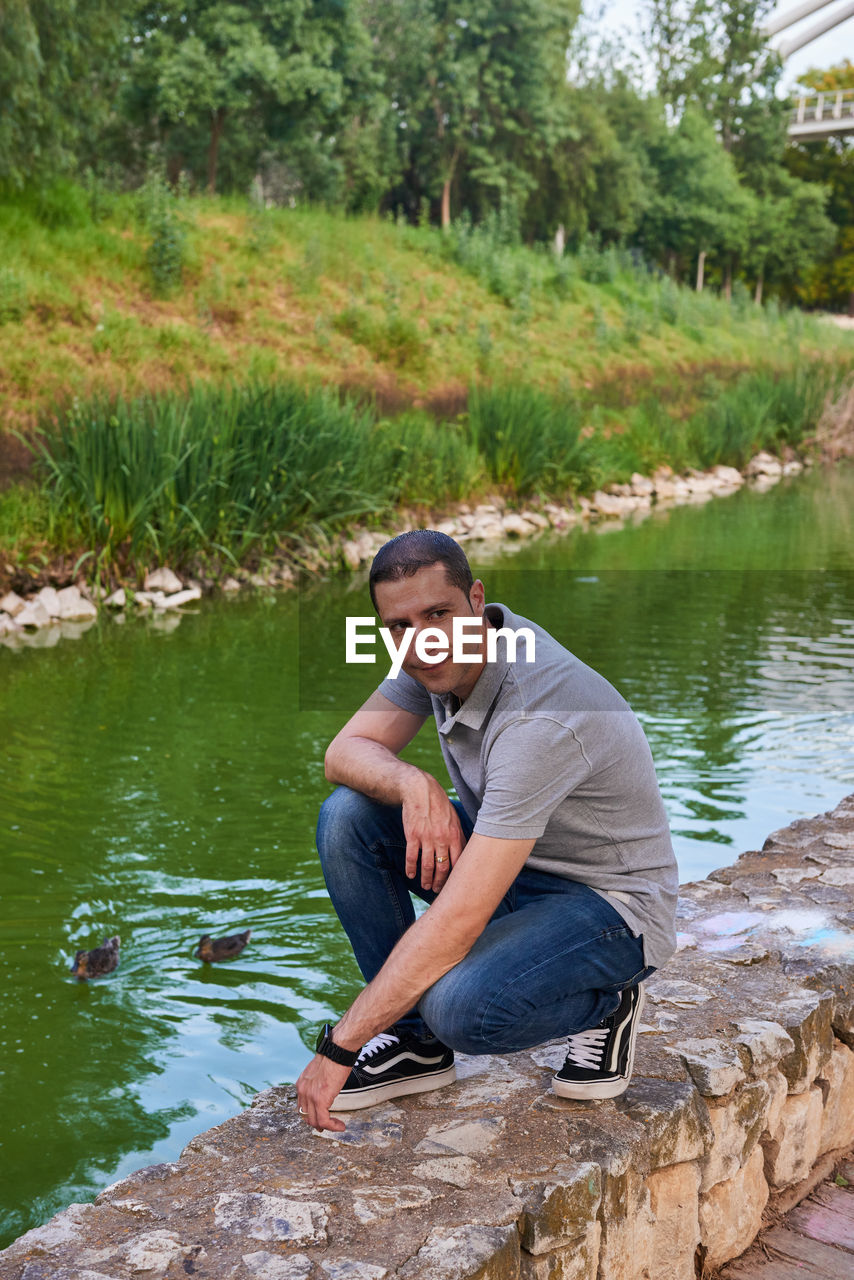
437,602,511,733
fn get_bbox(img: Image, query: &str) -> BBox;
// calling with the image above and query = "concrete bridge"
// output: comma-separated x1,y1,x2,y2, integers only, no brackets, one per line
789,89,854,139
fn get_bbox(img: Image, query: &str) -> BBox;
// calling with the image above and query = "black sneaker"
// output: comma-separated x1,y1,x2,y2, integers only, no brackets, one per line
552,983,646,1100
330,1026,456,1111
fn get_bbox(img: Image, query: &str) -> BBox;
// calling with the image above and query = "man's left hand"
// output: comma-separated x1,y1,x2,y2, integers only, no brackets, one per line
295,1054,351,1132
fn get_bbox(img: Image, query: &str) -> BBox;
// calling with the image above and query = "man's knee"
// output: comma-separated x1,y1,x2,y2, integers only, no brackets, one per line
316,785,394,868
418,967,495,1055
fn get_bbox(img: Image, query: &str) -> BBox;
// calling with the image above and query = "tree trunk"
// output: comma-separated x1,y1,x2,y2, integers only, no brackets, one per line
723,262,732,301
554,224,565,257
207,107,226,196
754,271,764,306
440,144,460,231
696,250,706,292
441,178,452,231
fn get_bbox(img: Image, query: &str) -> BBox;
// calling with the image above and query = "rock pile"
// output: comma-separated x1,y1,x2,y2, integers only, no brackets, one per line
0,575,202,647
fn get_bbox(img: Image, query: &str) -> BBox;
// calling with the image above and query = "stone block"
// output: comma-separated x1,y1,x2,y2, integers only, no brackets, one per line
0,1202,94,1257
243,1254,314,1280
646,1161,700,1280
519,1223,600,1280
502,514,537,538
732,1021,796,1075
700,1080,771,1192
351,1184,434,1224
617,1079,713,1170
322,1261,390,1280
776,992,835,1092
15,599,52,628
595,1167,655,1280
55,585,97,620
411,1156,478,1187
399,1224,520,1280
664,1039,746,1097
35,586,61,616
818,1041,854,1154
746,451,783,478
115,1230,191,1273
213,1192,328,1244
159,587,202,610
0,590,25,616
698,1144,768,1269
144,566,183,593
512,1162,601,1254
763,1070,789,1141
761,1086,823,1187
415,1116,506,1155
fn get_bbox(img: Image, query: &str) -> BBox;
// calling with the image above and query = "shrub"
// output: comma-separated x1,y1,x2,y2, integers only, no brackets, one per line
138,173,186,296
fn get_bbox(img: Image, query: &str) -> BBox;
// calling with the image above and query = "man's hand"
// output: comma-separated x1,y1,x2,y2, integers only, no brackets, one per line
296,1053,352,1133
401,772,465,892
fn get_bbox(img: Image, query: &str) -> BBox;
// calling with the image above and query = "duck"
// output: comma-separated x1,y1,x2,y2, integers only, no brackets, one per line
195,929,251,962
71,935,121,979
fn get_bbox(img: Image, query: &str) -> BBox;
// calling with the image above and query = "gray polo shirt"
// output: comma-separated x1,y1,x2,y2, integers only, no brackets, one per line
378,602,678,971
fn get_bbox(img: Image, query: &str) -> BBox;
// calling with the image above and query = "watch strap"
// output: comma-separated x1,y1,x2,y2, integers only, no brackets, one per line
315,1023,358,1068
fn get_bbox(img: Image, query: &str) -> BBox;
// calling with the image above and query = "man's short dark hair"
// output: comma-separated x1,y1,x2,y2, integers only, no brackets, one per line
369,530,474,611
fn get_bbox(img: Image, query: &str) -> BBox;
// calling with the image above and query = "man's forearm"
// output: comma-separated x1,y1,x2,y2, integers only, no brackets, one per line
325,735,430,806
331,890,477,1051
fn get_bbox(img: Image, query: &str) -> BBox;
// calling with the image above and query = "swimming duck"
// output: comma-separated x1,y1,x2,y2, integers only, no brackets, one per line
71,935,120,979
195,929,251,962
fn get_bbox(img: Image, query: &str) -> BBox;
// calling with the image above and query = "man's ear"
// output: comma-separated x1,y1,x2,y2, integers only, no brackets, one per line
469,579,486,614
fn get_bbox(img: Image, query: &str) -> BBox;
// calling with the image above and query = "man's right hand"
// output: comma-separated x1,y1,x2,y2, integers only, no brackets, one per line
401,773,466,892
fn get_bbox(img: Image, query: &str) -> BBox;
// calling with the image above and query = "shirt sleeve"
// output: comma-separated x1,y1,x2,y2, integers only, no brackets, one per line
377,670,434,718
474,716,591,840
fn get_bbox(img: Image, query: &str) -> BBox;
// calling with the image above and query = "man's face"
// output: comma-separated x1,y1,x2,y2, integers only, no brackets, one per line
374,563,487,700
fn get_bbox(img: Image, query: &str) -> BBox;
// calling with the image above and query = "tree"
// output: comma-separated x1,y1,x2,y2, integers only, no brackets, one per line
0,0,128,187
745,171,835,302
523,77,654,246
785,64,854,310
364,0,580,228
644,0,782,152
796,59,854,92
122,0,373,194
639,108,756,288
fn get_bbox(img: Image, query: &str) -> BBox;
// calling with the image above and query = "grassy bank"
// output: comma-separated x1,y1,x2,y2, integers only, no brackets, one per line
1,360,849,590
2,189,852,439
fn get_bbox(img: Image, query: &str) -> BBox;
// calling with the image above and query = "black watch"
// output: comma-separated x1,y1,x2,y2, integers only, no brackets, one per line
315,1023,358,1067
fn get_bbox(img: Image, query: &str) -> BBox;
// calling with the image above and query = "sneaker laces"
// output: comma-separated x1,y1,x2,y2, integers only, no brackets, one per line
563,1024,609,1070
356,1030,400,1063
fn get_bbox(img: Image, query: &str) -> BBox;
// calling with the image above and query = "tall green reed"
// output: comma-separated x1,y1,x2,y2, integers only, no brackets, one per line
21,360,847,580
464,384,590,495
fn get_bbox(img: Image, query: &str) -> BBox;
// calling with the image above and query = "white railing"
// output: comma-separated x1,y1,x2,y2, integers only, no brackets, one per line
791,88,854,126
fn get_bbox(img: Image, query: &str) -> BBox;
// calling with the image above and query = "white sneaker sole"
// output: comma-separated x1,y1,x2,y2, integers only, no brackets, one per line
330,1064,457,1112
551,985,646,1100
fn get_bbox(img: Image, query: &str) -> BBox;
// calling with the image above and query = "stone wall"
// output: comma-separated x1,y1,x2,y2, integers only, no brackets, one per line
2,795,854,1280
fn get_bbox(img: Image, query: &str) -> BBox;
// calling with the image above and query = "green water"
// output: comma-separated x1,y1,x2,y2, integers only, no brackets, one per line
2,463,854,1246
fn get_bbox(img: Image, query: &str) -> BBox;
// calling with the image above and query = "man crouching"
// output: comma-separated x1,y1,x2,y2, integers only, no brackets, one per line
296,530,677,1132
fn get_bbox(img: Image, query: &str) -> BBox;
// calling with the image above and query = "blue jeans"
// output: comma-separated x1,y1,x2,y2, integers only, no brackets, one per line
316,786,656,1055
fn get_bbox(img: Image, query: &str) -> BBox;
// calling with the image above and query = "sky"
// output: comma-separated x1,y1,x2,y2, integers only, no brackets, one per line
595,0,854,90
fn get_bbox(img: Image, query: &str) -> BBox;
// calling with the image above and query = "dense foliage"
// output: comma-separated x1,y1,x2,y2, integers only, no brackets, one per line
0,0,851,306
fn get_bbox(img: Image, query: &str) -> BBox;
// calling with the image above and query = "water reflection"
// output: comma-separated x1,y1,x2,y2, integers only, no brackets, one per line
1,464,853,1245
